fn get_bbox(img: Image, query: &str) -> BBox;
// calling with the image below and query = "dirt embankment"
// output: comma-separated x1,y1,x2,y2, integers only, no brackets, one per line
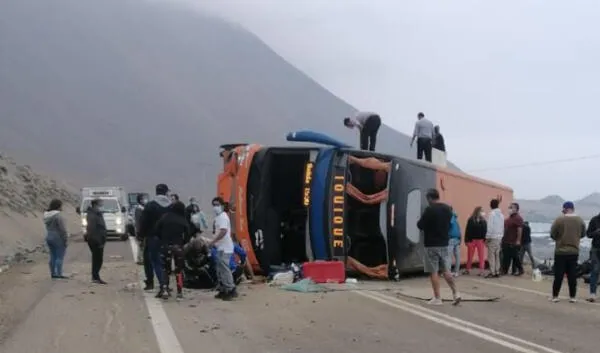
0,152,79,267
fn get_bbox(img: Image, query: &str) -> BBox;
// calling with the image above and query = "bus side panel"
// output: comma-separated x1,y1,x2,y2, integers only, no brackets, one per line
229,145,262,272
309,148,334,260
389,160,438,273
436,169,514,266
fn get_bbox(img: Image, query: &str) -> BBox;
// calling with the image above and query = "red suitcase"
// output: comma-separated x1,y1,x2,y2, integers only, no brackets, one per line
302,261,346,283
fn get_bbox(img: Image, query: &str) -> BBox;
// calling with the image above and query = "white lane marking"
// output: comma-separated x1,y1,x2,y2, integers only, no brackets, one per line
128,238,185,353
467,278,551,297
465,278,595,303
356,290,564,353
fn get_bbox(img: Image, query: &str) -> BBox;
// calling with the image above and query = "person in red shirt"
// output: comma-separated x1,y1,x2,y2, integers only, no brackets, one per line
502,202,524,276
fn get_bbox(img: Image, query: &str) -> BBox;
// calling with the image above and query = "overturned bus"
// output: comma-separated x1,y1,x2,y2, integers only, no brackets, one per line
217,131,513,279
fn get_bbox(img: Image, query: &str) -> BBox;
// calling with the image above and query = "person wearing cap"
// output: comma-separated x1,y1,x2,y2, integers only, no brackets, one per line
138,183,172,292
343,111,382,151
549,201,586,303
410,112,434,162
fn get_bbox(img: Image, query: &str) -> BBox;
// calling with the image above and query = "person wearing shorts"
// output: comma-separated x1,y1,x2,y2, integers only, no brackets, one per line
417,188,461,306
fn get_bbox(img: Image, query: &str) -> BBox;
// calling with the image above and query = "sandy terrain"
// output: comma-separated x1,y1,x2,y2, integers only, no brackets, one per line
0,237,598,353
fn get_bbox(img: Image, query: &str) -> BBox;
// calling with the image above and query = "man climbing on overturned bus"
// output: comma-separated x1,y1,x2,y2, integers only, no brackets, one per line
343,111,382,151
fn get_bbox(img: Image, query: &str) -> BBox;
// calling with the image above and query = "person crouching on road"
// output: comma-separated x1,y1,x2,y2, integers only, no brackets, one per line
44,199,70,279
550,201,586,303
155,201,190,300
208,197,238,300
417,188,461,306
134,194,147,265
86,198,107,284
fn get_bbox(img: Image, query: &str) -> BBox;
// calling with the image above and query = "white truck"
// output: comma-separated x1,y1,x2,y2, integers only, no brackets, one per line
76,186,130,241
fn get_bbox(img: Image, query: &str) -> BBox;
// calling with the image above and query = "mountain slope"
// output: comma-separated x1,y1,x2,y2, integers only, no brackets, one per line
516,192,600,222
0,151,79,264
0,0,448,200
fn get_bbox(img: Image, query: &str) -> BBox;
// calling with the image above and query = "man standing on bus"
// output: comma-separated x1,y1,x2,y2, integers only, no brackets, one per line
410,112,434,162
343,112,382,151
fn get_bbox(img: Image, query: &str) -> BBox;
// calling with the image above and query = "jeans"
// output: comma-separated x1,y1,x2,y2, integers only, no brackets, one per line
46,234,66,277
144,237,163,286
552,253,578,298
215,251,235,292
590,249,600,295
501,243,522,274
448,238,461,274
466,239,485,271
88,242,104,280
519,243,536,269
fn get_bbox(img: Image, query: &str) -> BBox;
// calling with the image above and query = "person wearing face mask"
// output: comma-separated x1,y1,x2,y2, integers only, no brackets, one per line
464,206,487,275
208,197,237,300
502,203,524,276
134,194,147,265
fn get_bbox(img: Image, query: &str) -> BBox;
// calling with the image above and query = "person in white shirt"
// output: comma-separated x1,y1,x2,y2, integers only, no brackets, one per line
343,111,382,151
485,198,505,278
208,197,237,300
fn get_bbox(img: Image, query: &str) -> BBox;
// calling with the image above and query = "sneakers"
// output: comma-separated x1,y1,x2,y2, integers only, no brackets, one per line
155,287,169,300
549,297,578,303
587,295,596,303
143,282,154,291
427,297,443,305
176,292,183,301
92,278,107,285
452,292,462,306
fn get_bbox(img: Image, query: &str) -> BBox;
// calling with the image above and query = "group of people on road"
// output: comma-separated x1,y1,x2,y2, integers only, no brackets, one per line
42,183,243,302
343,111,446,164
416,190,600,305
43,197,110,284
134,183,240,301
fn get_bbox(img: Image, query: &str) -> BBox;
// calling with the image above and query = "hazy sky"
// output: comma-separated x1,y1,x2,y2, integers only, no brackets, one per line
180,0,599,200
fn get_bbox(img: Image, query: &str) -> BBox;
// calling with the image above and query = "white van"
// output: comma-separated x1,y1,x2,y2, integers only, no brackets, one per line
76,187,129,241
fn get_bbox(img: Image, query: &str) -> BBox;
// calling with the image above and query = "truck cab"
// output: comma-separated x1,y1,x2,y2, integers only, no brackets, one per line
77,187,129,241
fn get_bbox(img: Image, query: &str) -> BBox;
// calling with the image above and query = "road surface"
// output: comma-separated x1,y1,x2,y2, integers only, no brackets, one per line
0,237,597,353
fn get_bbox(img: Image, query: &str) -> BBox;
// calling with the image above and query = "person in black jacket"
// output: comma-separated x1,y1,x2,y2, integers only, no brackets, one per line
138,183,172,291
586,213,600,302
464,206,487,275
155,201,190,300
519,221,536,270
85,199,107,284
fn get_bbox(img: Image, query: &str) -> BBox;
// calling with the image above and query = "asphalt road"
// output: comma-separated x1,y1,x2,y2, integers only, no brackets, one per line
0,237,596,353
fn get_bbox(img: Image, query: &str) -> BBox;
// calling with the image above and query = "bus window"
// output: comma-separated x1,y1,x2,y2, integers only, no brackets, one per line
405,189,422,244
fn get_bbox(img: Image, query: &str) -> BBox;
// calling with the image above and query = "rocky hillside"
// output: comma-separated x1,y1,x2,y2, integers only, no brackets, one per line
517,192,600,222
0,152,79,266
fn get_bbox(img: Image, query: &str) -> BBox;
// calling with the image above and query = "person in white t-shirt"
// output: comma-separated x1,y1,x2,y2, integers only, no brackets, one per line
208,197,237,300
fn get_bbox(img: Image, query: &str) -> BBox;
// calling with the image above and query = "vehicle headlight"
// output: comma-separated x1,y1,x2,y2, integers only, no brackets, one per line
115,216,122,225
81,218,87,227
